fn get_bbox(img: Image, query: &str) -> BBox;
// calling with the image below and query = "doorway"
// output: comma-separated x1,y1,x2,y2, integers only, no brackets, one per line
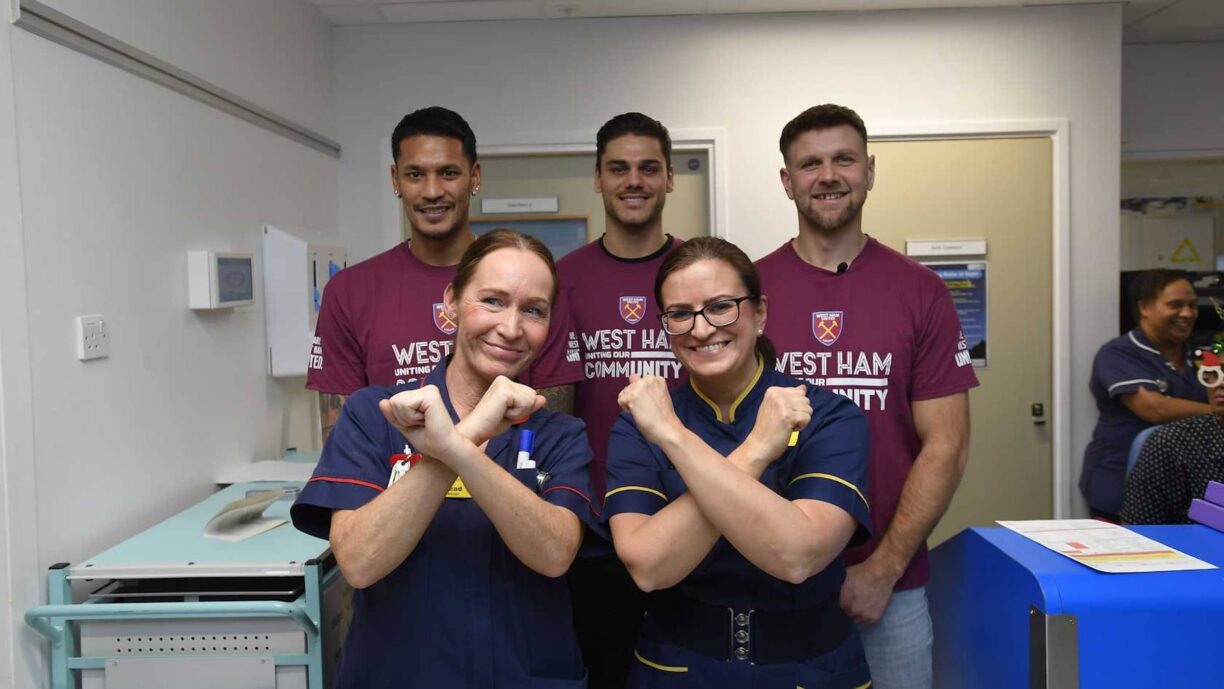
866,136,1055,545
455,150,711,256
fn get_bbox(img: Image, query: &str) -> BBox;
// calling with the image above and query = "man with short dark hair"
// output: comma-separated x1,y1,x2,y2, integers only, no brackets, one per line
308,106,578,440
756,103,978,689
534,112,684,689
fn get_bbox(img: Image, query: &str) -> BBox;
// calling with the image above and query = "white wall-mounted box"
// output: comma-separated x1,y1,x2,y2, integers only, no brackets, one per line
187,251,255,309
262,225,347,378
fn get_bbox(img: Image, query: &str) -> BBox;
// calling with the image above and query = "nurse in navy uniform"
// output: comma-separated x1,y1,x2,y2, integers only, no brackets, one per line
1081,269,1214,522
604,237,872,688
292,229,596,689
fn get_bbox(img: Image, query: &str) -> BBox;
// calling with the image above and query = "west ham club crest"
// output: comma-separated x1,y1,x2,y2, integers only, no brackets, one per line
620,296,647,325
812,311,843,346
433,303,457,335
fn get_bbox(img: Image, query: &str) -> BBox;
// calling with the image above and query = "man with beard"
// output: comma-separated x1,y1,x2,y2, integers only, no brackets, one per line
535,112,684,689
308,107,579,440
755,104,978,689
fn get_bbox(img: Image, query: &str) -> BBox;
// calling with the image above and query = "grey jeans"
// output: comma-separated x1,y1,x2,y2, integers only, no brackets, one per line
857,586,933,689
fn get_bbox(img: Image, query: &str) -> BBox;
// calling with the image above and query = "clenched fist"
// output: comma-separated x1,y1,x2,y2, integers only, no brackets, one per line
617,374,682,446
746,385,811,463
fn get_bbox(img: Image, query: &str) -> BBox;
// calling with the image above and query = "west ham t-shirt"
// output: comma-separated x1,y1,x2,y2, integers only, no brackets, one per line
308,241,578,395
756,237,978,590
543,236,686,500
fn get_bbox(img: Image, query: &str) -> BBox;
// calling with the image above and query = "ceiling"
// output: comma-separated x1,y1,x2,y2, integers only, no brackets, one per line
310,0,1224,44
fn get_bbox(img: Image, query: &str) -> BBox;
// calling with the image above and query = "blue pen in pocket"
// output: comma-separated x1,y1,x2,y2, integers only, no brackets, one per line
516,429,536,469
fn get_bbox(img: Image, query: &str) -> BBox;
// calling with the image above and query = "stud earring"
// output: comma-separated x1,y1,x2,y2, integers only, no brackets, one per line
394,190,401,198
757,328,763,336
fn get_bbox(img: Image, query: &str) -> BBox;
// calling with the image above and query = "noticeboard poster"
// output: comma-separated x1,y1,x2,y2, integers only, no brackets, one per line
928,262,988,368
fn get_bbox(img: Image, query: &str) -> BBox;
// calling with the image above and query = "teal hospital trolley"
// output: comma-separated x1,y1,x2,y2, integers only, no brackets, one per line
25,481,350,689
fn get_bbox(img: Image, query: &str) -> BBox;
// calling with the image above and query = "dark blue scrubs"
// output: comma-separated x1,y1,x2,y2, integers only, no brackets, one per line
604,363,872,688
292,358,597,689
1080,328,1207,515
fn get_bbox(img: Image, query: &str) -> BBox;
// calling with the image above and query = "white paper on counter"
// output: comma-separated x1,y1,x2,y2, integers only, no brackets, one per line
204,489,288,542
997,519,1216,573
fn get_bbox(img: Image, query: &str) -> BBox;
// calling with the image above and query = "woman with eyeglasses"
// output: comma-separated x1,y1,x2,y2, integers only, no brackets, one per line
604,236,872,688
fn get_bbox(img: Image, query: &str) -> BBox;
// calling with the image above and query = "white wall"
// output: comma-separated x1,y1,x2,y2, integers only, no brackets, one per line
0,8,34,688
333,4,1122,515
1123,42,1224,157
38,0,335,138
1,2,338,686
1122,160,1224,266
1120,41,1224,264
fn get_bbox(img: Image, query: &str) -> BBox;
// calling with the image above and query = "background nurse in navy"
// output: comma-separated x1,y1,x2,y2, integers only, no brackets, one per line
1081,268,1214,522
292,229,597,688
604,237,872,688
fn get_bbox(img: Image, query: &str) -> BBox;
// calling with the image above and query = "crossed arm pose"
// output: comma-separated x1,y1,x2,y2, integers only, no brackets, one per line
601,236,873,688
291,230,597,689
610,376,859,590
330,376,583,587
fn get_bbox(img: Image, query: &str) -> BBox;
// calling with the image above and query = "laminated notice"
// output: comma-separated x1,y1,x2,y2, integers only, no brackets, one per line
997,519,1216,574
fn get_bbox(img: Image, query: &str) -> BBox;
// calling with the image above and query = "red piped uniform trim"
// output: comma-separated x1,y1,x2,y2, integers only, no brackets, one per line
388,453,423,468
308,476,385,493
543,485,600,517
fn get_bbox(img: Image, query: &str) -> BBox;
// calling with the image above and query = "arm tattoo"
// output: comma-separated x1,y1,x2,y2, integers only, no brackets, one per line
319,392,347,446
537,385,574,415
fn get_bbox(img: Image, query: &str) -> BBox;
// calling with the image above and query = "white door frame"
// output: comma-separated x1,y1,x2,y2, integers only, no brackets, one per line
428,120,1072,519
383,128,729,249
479,127,730,240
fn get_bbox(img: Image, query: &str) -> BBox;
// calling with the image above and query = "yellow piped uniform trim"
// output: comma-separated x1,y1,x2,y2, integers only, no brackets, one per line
605,485,668,502
634,649,688,673
689,380,722,421
789,473,869,510
689,355,765,423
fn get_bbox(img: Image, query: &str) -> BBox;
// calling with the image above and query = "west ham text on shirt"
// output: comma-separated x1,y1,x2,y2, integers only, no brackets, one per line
308,336,324,371
775,350,892,411
391,339,454,383
580,327,682,379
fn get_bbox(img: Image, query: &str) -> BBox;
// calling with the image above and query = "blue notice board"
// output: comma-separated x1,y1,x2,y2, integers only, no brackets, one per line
929,262,988,368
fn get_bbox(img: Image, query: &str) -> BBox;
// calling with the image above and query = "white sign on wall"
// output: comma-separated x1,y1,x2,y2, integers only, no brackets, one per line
905,239,987,258
481,197,559,214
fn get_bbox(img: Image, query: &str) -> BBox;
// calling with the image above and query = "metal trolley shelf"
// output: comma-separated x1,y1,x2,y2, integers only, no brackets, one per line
26,481,350,689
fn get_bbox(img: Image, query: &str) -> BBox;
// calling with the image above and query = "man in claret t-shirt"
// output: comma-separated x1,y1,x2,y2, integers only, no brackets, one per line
756,104,978,689
308,106,579,441
533,112,684,689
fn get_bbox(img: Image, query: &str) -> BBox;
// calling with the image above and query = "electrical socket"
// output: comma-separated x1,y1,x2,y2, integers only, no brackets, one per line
75,314,109,361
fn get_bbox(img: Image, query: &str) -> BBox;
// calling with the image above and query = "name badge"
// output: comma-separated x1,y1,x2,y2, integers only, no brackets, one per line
447,477,472,499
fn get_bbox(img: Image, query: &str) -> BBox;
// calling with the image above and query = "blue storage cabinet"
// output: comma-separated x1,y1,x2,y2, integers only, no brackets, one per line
930,525,1224,688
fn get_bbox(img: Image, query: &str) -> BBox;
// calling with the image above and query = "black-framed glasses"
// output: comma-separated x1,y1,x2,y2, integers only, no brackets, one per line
658,296,753,336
